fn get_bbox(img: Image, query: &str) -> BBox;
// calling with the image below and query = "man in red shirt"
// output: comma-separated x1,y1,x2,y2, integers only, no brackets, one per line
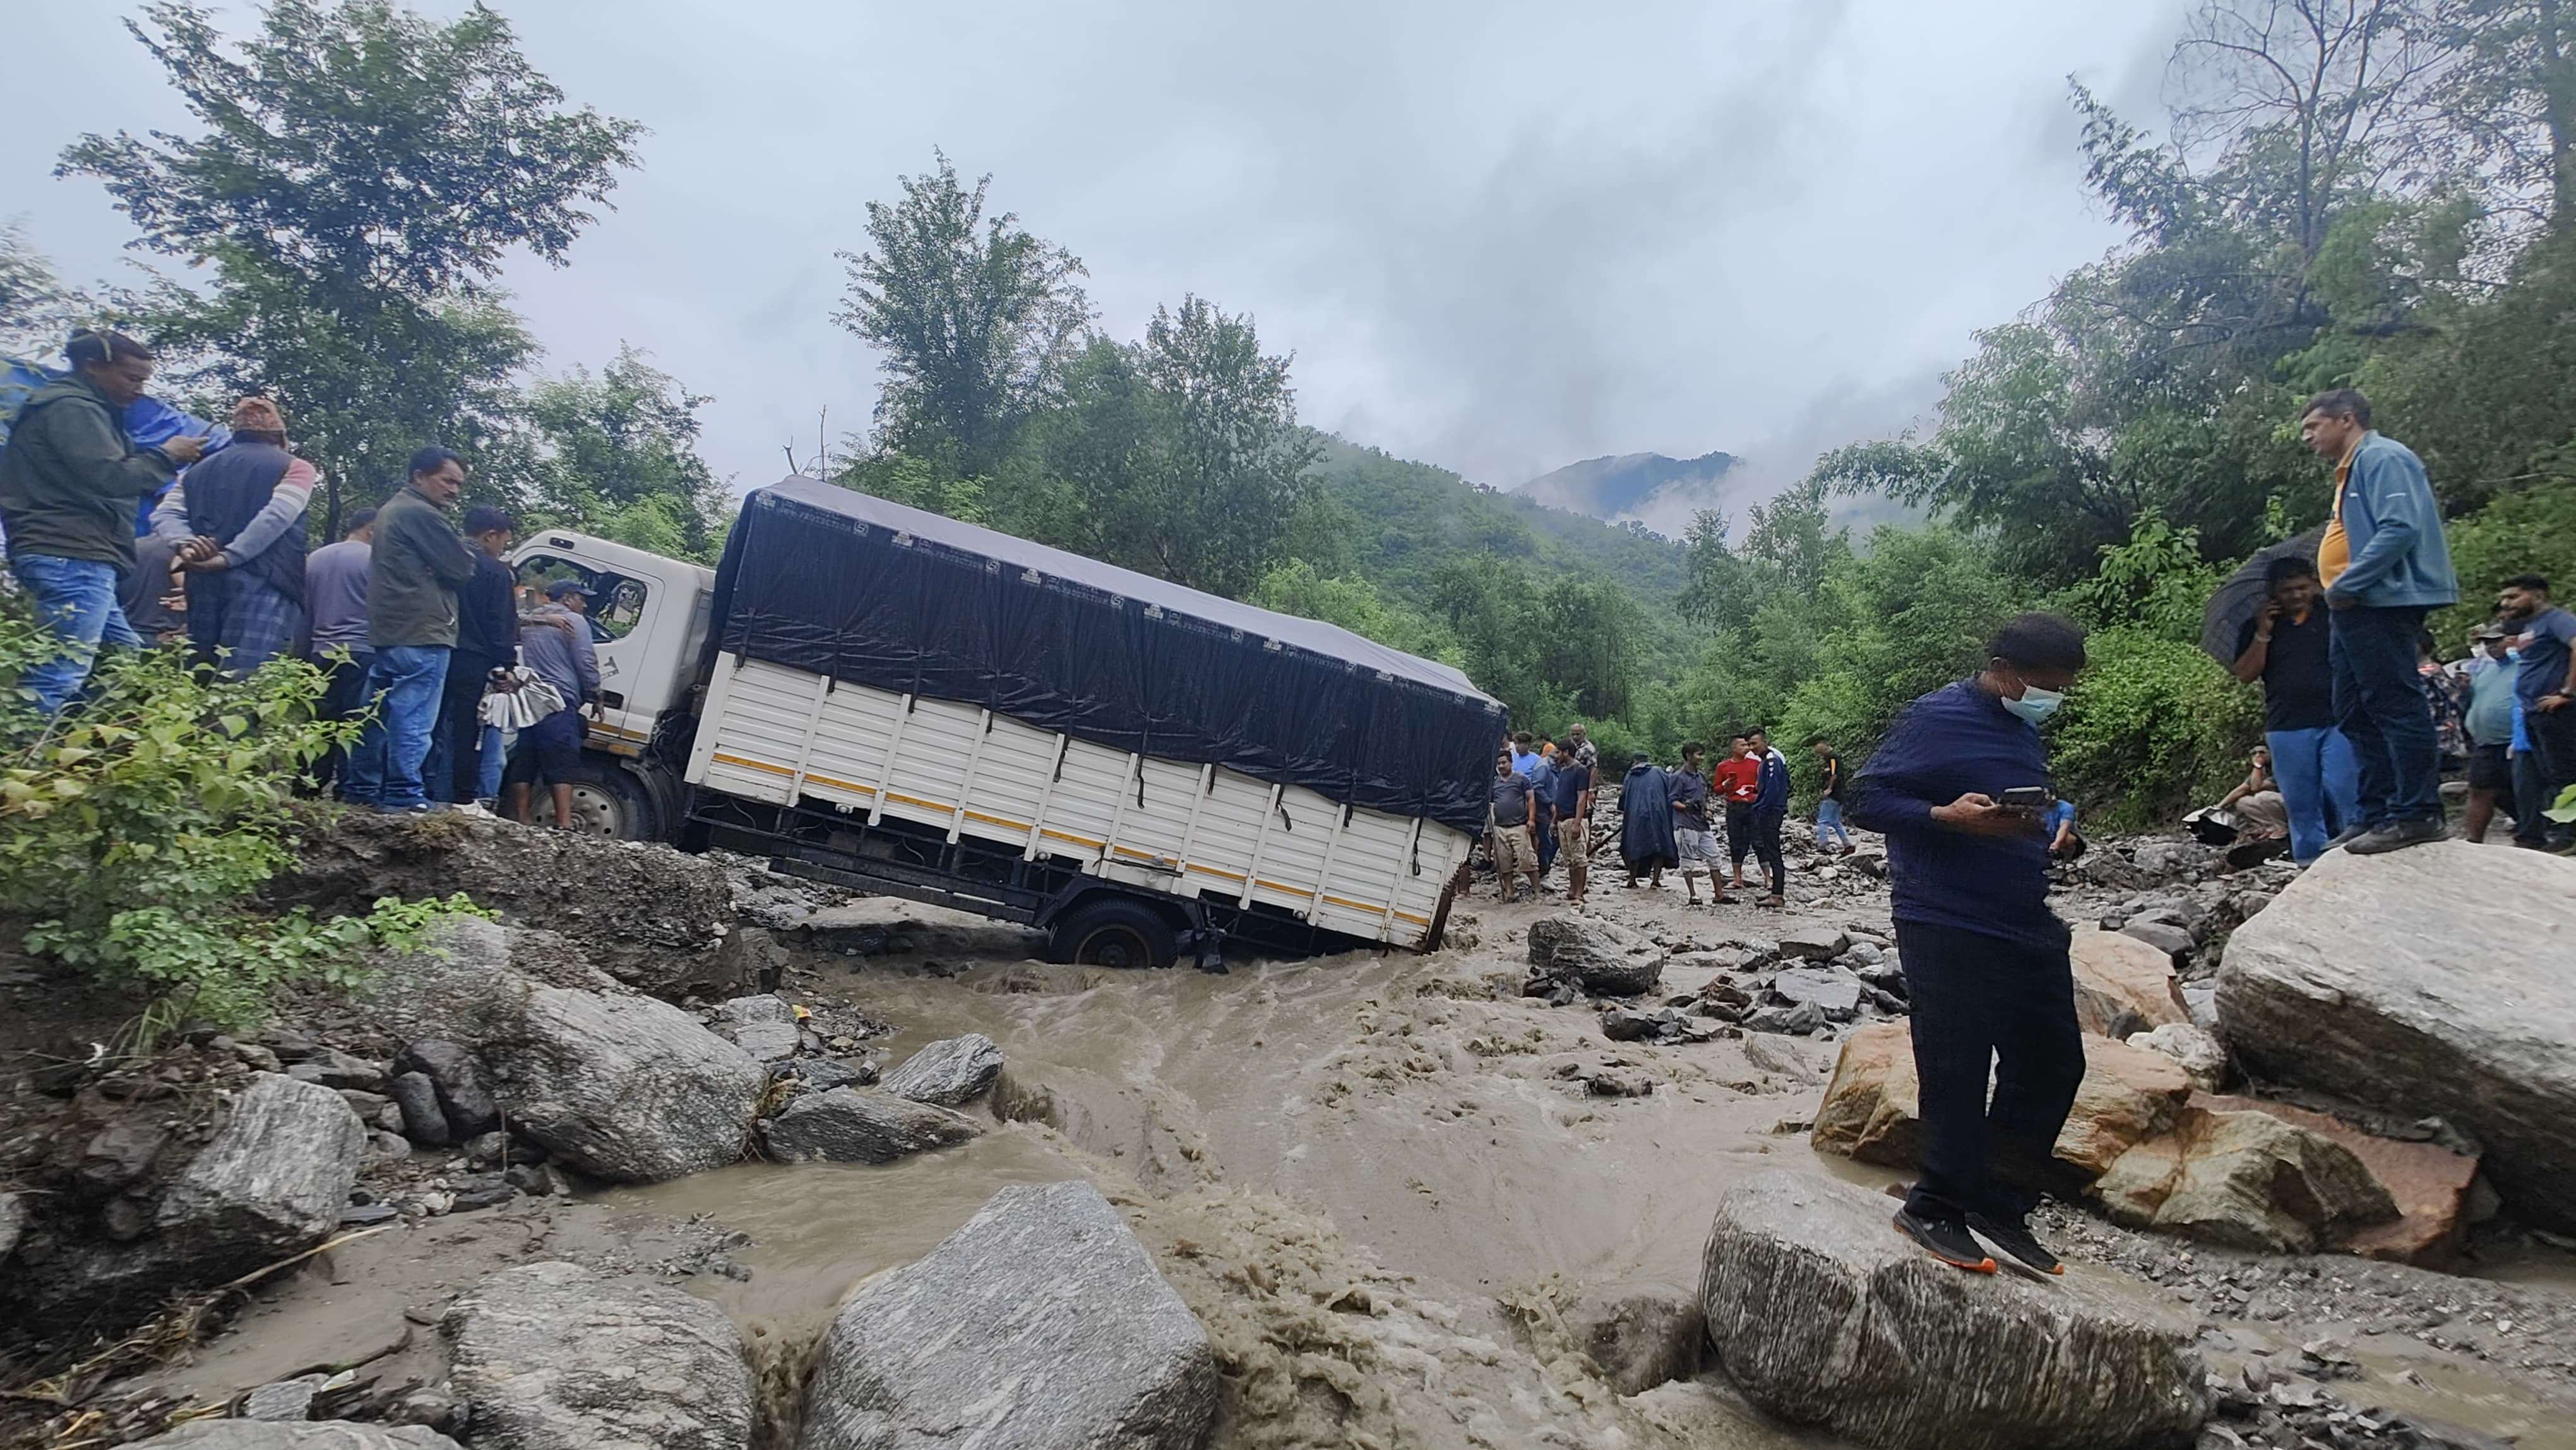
1712,733,1764,891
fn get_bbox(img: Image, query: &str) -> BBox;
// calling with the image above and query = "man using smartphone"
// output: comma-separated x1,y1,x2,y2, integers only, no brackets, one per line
1848,613,2090,1279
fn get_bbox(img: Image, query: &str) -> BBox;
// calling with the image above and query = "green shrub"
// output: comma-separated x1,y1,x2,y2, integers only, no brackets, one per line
1,598,485,1031
2048,627,2263,830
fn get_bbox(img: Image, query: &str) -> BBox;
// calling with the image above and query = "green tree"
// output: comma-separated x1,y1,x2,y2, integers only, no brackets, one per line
508,346,732,561
59,0,641,529
835,152,1091,475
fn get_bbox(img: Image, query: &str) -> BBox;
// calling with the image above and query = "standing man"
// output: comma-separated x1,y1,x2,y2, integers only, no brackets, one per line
1485,752,1541,902
1847,613,2092,1279
1807,735,1855,855
344,448,479,814
302,508,376,797
506,578,600,830
0,329,203,714
1552,740,1594,905
2299,389,2458,854
1565,723,1599,777
2460,624,2520,845
1619,752,1677,888
1510,731,1543,778
1747,728,1791,908
153,397,314,677
425,505,516,805
2499,575,2576,847
1714,734,1763,893
1667,743,1724,906
2230,556,2360,861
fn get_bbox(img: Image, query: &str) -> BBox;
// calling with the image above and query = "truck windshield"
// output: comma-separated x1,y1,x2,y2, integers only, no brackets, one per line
512,556,648,644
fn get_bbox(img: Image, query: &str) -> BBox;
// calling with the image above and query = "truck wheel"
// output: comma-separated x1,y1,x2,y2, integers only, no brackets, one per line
537,758,662,841
1047,897,1178,970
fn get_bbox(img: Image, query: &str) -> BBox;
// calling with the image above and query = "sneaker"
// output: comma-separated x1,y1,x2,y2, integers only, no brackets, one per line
1968,1211,2065,1278
2320,824,2373,852
2346,815,2447,855
1891,1206,1997,1273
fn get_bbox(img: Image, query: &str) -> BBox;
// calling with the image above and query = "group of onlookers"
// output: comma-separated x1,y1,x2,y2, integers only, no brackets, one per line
1,328,600,830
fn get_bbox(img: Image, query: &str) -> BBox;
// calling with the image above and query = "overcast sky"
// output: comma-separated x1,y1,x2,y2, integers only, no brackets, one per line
6,1,2186,515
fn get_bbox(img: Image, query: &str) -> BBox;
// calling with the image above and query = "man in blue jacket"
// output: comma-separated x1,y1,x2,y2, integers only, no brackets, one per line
2299,390,2459,854
1848,612,2090,1279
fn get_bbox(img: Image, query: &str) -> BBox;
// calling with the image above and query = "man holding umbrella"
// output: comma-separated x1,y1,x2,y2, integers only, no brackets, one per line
2231,556,2359,861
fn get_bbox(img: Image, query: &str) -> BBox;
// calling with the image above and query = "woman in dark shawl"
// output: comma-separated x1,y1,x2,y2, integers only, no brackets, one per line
1619,753,1678,885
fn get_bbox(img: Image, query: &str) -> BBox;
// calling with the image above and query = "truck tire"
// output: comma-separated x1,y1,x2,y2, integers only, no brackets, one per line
537,757,663,841
1047,897,1179,970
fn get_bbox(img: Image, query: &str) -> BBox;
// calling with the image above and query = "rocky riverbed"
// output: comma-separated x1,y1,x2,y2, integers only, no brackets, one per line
3,812,2571,1450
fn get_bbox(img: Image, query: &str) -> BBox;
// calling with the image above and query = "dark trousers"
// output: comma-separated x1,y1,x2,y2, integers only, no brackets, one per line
2329,604,2440,829
424,652,501,803
1534,805,1558,872
1726,803,1786,894
1895,919,2085,1224
2525,708,2576,846
307,647,375,797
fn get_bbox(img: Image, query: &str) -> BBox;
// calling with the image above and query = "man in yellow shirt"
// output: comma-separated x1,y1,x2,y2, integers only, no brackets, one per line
2297,388,2459,855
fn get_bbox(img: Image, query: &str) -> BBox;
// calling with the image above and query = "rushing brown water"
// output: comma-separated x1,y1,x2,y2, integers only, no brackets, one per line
614,893,2576,1449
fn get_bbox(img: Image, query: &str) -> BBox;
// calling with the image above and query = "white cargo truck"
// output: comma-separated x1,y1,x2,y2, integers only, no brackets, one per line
505,476,1505,969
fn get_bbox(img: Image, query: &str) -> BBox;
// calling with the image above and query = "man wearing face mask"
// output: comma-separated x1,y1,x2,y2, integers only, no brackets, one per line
1847,613,2090,1279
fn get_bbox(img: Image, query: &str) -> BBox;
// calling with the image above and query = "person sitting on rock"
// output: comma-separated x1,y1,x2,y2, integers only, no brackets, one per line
1847,611,2091,1279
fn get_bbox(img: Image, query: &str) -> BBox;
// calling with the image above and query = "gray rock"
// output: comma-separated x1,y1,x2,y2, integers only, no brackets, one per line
387,1072,452,1147
784,1058,875,1091
1701,1171,2206,1449
0,1190,24,1261
2121,921,2197,959
444,1260,753,1450
1556,1281,1704,1395
157,1074,365,1279
798,1180,1215,1450
881,1033,1005,1106
710,995,802,1064
284,1048,388,1094
1527,915,1666,996
1601,1007,1662,1043
1846,940,1885,966
1741,1000,1827,1036
2217,842,2576,1229
1776,925,1851,962
2128,1022,2228,1094
1769,966,1864,1021
125,1424,462,1450
395,1041,499,1138
78,1120,171,1191
762,1088,982,1164
486,987,766,1183
242,1373,328,1422
366,1130,412,1163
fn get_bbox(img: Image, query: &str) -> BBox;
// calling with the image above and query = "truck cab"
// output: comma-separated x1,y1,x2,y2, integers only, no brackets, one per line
503,530,715,838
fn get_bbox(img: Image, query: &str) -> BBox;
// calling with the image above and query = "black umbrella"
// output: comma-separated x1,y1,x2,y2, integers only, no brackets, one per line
2200,525,2327,667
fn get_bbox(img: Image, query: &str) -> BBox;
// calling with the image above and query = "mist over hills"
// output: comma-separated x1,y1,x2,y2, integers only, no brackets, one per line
1512,448,1741,530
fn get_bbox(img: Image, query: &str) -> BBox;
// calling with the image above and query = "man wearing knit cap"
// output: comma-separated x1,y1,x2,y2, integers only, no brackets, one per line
150,396,317,676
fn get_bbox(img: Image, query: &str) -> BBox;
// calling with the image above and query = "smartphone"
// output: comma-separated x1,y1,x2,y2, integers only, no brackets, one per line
1999,786,2055,811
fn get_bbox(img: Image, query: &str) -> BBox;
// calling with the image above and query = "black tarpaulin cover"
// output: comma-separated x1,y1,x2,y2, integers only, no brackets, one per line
707,477,1507,835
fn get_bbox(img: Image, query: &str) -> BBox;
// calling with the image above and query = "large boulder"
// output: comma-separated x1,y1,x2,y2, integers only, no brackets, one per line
489,988,766,1183
156,1074,365,1278
363,920,764,1183
1527,916,1665,996
1700,1171,2205,1450
762,1088,982,1165
2216,842,2576,1228
881,1034,1005,1106
2092,1100,2397,1253
799,1180,1216,1450
708,995,802,1065
280,810,746,999
2069,928,2190,1040
2194,1095,2477,1266
1811,1022,2191,1178
126,1426,462,1450
443,1261,754,1450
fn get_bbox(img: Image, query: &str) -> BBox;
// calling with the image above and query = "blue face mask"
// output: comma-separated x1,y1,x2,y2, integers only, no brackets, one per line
2001,685,2064,725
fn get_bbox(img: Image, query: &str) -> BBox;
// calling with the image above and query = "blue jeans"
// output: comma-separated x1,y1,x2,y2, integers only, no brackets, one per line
477,722,506,801
1815,798,1852,849
2329,604,2440,829
2264,726,2361,860
9,554,146,716
345,645,450,810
